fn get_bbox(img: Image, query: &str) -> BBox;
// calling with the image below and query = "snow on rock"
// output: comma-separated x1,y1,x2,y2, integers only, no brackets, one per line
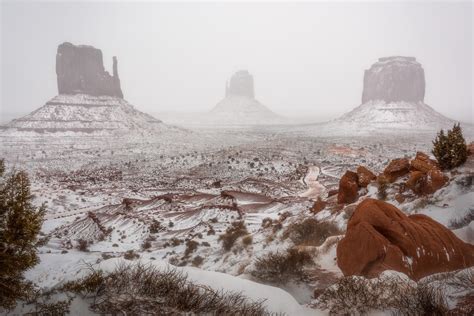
4,94,164,132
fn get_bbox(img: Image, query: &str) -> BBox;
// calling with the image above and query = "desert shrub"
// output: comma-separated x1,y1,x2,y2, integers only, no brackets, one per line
282,218,341,247
242,235,253,246
61,263,268,315
141,240,152,250
377,176,389,200
0,163,46,309
207,226,216,235
317,273,448,316
184,240,199,257
123,250,139,260
149,219,162,234
170,238,182,246
77,239,89,252
192,256,204,267
219,221,248,251
261,217,273,229
432,123,468,170
250,248,314,283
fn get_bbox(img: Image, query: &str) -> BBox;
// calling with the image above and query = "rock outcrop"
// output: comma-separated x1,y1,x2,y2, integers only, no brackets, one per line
56,42,123,98
361,56,425,104
337,171,360,204
382,158,410,182
356,166,376,187
337,199,474,280
5,42,165,133
406,152,447,195
405,170,447,195
334,56,453,132
410,152,439,173
225,70,254,98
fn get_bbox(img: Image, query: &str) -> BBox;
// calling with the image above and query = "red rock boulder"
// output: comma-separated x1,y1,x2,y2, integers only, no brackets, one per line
337,199,474,280
337,171,359,204
383,158,410,182
410,152,439,173
406,169,447,195
311,197,327,214
356,166,376,187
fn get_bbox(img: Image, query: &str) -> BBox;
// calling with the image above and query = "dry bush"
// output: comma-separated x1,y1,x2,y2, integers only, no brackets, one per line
123,250,139,260
250,248,314,283
61,263,269,315
242,235,253,246
317,273,449,316
184,240,199,257
149,219,162,234
76,239,89,252
192,256,204,267
219,221,248,251
141,240,151,250
282,218,341,247
377,176,389,200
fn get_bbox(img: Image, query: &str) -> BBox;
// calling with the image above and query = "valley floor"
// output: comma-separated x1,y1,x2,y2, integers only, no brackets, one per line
1,125,473,315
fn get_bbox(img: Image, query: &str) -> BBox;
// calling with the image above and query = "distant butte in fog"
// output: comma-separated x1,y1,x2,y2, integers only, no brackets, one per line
335,56,453,130
362,56,425,104
57,42,123,98
225,70,255,98
3,42,163,133
209,70,282,125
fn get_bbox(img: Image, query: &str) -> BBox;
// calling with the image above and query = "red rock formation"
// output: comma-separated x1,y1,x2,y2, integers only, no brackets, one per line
311,197,327,214
383,158,410,182
337,171,359,204
337,199,474,280
356,166,376,187
410,152,439,173
406,152,447,195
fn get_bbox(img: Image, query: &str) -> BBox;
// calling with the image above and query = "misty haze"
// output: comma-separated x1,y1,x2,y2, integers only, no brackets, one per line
0,1,473,315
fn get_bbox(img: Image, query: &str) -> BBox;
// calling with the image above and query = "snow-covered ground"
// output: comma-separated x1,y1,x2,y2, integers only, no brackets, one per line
1,121,472,315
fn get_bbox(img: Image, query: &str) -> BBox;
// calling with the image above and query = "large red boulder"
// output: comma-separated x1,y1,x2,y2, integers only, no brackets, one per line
383,158,410,182
410,152,439,173
337,199,474,280
337,171,359,204
356,166,376,187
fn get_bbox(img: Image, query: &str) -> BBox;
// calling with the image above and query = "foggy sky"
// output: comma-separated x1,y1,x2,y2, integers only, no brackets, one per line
1,1,473,123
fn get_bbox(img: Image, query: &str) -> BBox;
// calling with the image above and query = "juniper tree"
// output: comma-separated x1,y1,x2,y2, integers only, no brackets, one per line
432,123,468,170
0,159,45,309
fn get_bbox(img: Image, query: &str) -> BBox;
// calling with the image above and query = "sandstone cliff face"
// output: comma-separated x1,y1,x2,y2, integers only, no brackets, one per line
225,70,255,98
56,42,123,98
361,56,425,104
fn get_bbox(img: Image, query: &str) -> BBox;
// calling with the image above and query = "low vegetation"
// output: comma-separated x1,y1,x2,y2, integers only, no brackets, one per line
316,273,453,315
282,218,341,247
0,159,45,309
432,123,468,170
219,221,249,251
57,263,269,315
251,248,314,283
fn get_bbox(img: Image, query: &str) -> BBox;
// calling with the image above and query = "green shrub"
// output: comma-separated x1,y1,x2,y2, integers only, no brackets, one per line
0,163,45,309
432,123,468,169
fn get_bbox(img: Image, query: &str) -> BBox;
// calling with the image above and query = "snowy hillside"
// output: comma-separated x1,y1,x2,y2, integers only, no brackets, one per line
337,100,454,129
208,96,285,126
3,94,164,132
